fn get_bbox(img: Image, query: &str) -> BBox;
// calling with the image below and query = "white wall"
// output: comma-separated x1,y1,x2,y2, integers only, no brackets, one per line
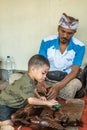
0,0,87,70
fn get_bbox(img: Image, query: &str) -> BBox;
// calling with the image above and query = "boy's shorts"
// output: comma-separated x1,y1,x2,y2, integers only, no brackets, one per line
0,105,18,121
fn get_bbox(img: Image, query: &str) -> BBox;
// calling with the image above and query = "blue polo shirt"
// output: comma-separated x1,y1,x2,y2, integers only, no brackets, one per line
39,35,85,74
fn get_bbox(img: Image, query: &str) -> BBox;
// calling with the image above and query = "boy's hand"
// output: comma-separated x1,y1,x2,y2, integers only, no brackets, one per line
40,96,47,101
47,99,59,107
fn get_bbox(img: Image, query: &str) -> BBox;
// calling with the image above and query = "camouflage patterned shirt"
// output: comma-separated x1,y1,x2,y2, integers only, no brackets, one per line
0,73,36,108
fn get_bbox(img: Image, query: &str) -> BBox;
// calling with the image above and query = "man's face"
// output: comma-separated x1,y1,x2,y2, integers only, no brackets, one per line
31,65,49,82
58,26,76,44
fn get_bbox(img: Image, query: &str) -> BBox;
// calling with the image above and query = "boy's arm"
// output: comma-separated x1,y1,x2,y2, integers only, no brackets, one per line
27,97,58,107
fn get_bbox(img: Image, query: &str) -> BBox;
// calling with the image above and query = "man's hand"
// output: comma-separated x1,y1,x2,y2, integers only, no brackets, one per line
46,65,81,100
46,85,59,100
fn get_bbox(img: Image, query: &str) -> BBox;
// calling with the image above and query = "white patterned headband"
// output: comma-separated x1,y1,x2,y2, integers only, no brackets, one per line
58,13,79,30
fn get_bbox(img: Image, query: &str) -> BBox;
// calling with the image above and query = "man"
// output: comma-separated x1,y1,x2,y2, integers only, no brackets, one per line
39,13,85,100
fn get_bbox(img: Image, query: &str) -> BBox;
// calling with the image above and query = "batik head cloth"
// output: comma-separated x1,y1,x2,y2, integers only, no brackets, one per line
58,13,79,30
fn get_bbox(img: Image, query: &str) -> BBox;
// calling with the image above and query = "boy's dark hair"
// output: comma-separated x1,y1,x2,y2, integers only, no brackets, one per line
28,54,50,70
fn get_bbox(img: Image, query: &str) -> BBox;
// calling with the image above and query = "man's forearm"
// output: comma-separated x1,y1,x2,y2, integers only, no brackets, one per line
54,70,79,90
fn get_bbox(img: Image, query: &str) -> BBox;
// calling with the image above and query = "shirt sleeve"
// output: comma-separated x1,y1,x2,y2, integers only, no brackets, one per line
73,45,85,66
38,40,48,58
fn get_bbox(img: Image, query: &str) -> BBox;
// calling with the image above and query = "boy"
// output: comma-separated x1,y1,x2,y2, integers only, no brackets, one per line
0,54,58,129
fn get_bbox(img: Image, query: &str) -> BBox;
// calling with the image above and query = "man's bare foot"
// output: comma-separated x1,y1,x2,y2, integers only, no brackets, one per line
0,125,14,130
0,120,13,126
